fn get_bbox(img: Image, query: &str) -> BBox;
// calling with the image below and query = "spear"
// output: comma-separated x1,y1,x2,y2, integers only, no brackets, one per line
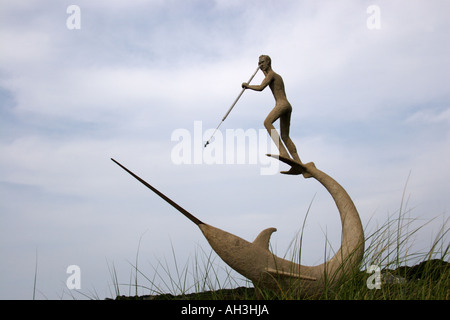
111,158,204,226
204,66,260,148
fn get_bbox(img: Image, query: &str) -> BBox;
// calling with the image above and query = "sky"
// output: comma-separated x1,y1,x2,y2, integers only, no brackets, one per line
0,0,449,299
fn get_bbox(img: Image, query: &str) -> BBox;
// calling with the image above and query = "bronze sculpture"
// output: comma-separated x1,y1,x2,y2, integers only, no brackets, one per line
112,55,364,297
112,155,364,298
243,55,302,175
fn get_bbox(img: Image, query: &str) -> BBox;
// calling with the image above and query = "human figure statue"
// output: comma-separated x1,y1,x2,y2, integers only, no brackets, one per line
242,55,302,174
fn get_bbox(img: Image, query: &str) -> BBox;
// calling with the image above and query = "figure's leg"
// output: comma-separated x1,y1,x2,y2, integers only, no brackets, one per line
280,109,301,163
264,107,289,158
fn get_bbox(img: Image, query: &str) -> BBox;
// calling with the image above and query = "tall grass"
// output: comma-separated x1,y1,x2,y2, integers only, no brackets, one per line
32,248,38,300
92,178,449,300
332,212,448,300
105,206,447,300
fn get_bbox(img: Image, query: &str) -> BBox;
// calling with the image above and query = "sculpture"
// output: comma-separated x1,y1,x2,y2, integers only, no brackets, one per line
111,55,364,298
112,157,364,298
242,55,302,175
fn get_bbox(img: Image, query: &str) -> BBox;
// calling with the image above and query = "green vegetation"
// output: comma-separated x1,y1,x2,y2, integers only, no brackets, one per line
107,208,448,300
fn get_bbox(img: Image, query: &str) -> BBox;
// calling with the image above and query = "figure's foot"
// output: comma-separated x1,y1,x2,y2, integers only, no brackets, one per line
280,166,303,175
280,162,316,177
267,154,316,178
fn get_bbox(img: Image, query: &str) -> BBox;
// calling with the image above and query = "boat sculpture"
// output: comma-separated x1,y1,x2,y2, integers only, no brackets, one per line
112,156,364,298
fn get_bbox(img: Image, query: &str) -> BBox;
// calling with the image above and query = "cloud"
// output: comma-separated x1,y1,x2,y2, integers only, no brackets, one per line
406,108,450,125
0,0,449,299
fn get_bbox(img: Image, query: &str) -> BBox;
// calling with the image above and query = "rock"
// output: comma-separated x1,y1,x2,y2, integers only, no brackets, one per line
388,259,449,281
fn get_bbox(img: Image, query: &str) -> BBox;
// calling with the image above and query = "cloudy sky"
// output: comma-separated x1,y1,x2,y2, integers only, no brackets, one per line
1,0,449,299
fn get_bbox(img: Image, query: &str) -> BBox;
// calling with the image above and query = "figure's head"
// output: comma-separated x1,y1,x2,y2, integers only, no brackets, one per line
258,55,271,72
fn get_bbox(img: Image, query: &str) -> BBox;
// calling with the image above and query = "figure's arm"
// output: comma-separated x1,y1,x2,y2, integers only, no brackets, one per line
242,73,272,92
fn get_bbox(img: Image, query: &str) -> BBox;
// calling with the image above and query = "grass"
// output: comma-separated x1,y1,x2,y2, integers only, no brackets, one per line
32,248,38,300
108,243,255,300
54,179,447,300
105,202,448,300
